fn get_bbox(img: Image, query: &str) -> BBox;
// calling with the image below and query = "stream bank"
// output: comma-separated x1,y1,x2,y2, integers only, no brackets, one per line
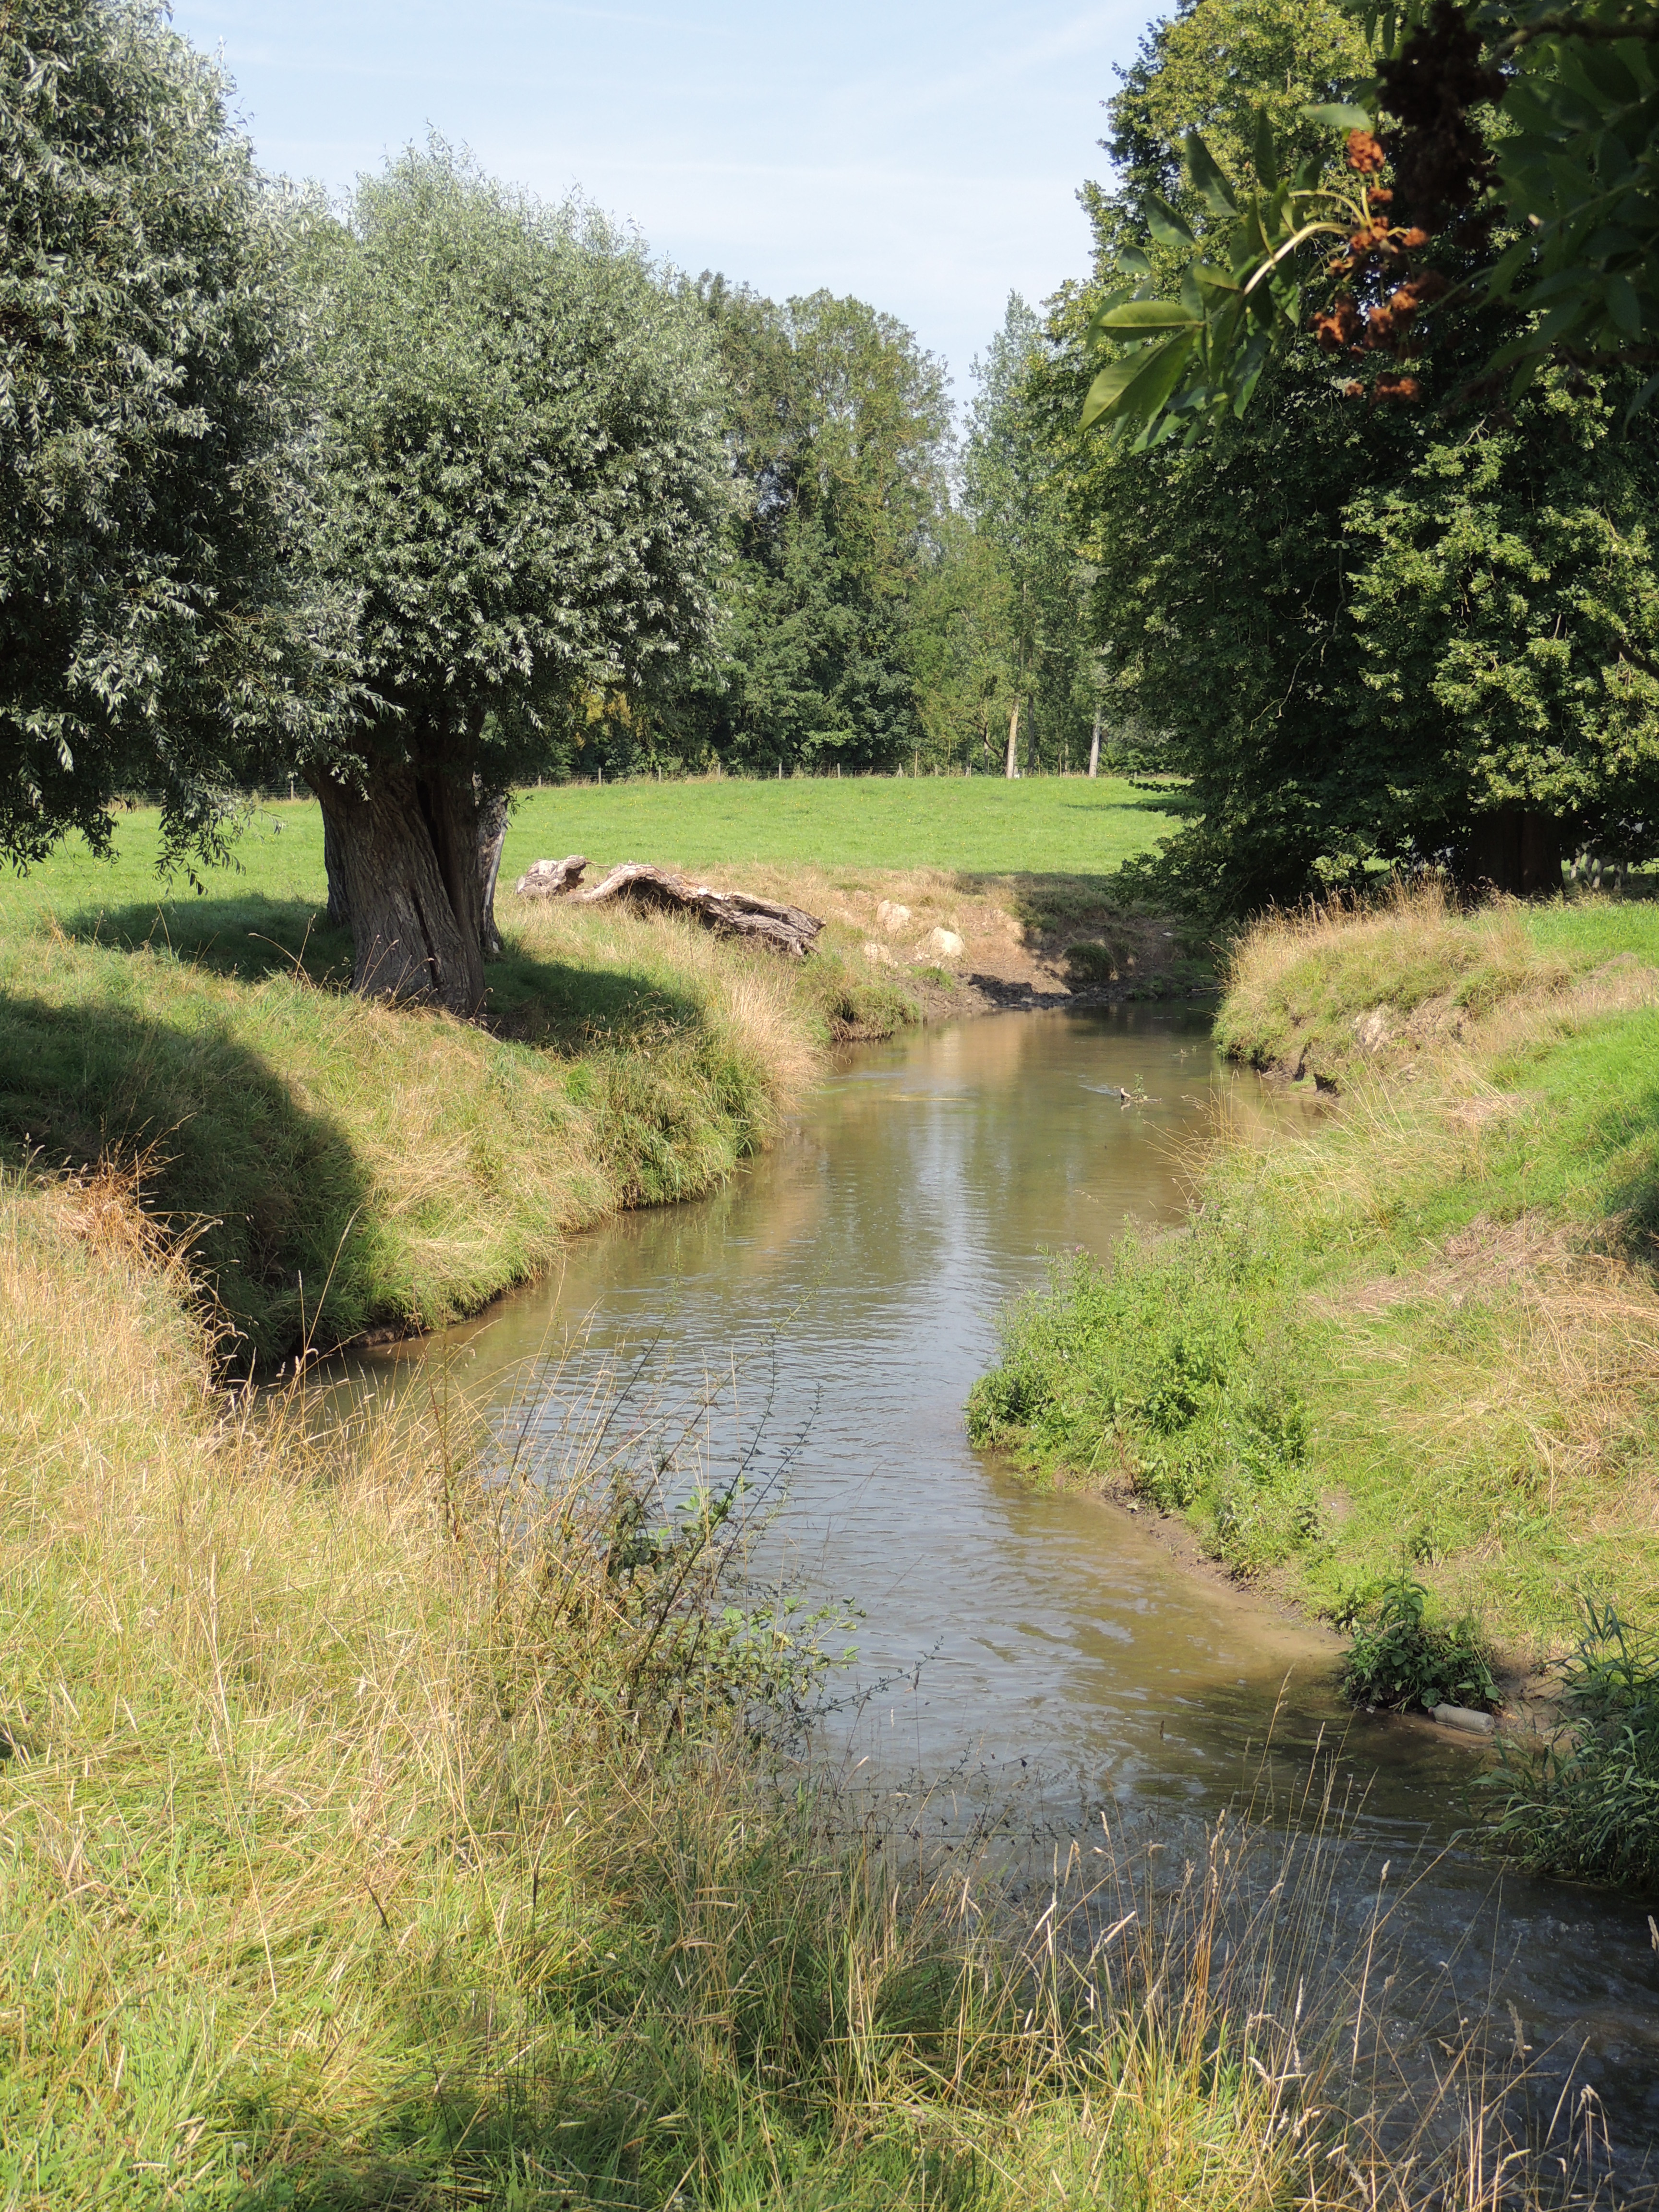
324,998,1659,2162
971,890,1659,1682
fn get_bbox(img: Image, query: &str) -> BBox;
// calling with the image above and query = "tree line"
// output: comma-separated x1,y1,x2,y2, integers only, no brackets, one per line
1,0,1104,1015
13,0,1648,1003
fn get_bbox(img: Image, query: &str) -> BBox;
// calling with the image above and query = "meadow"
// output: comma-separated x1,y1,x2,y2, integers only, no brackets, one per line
0,774,1179,950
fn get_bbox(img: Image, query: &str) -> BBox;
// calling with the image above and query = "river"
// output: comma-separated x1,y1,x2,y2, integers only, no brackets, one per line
328,1004,1659,2164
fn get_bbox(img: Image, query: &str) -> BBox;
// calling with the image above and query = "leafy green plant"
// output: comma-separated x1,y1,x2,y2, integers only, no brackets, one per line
1483,1598,1659,1886
1339,1575,1497,1713
1065,939,1122,986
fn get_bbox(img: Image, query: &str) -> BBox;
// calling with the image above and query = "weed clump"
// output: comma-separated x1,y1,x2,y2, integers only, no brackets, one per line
1486,1599,1659,1885
1336,1575,1497,1713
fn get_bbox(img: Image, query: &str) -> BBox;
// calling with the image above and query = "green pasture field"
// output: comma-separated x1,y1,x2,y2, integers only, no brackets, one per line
502,771,1179,878
0,773,1178,949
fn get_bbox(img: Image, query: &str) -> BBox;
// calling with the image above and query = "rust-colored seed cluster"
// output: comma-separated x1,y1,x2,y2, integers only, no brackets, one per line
1310,94,1459,407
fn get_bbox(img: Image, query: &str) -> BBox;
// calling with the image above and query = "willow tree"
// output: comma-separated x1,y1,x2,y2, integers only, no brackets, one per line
299,146,729,1012
1,0,329,873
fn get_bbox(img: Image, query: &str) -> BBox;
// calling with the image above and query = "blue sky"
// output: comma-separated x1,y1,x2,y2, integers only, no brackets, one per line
167,0,1154,404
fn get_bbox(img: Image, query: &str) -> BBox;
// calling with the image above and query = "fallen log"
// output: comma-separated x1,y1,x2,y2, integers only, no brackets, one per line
575,861,824,957
514,854,588,899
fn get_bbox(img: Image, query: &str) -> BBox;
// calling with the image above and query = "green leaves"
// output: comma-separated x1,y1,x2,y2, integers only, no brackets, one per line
1185,130,1239,216
1081,334,1199,432
0,0,337,871
1481,10,1659,406
1080,11,1659,453
304,144,730,778
1302,101,1374,130
1079,118,1355,450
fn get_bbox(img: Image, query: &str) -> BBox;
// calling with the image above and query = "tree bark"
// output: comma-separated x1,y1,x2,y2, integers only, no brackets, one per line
312,761,488,1014
477,786,509,960
1004,698,1020,780
1458,807,1563,898
1088,709,1101,781
323,808,352,929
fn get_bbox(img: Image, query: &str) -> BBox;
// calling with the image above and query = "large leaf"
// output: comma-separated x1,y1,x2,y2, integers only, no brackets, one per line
1080,334,1197,431
1091,299,1205,334
1184,132,1238,217
1302,101,1373,131
1146,193,1195,249
1252,106,1280,193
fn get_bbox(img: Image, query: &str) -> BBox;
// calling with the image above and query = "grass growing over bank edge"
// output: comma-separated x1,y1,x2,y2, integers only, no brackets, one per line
969,888,1659,1670
0,1163,1611,2210
0,856,917,1368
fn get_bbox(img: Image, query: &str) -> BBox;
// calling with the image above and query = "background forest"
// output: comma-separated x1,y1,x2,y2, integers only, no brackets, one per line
11,0,1659,938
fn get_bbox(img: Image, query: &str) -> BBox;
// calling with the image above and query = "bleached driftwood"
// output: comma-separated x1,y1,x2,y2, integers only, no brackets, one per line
575,862,824,957
514,854,588,899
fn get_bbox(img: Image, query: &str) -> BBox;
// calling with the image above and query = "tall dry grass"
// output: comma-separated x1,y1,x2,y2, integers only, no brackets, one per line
0,1160,1629,2208
1211,880,1641,1084
0,888,896,1368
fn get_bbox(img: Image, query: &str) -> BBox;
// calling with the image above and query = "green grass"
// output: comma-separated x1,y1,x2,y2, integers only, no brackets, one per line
0,1164,1567,2212
503,772,1179,878
0,802,922,1369
0,778,1177,948
970,890,1659,1670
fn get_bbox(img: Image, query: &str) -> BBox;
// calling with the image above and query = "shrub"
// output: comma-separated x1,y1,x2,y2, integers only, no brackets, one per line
1338,1575,1497,1713
1064,938,1122,987
1483,1599,1659,1886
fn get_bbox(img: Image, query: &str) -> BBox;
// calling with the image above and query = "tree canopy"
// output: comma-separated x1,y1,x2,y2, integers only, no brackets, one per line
0,0,331,873
1079,0,1659,450
653,281,952,775
297,144,731,1009
1049,0,1659,908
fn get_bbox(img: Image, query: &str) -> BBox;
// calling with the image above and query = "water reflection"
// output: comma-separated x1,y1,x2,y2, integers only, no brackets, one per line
325,1005,1659,2152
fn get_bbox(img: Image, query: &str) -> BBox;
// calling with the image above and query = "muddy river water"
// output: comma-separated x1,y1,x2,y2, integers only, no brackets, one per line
333,1005,1659,2160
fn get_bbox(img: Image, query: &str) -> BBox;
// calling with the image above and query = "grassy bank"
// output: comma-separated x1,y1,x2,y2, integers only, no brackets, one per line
0,785,1198,1368
0,1162,1594,2210
969,887,1659,1671
0,829,925,1370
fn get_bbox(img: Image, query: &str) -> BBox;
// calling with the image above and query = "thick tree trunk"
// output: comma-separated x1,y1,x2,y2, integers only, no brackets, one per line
1088,709,1102,781
1459,807,1563,897
312,763,488,1014
323,809,352,929
1004,699,1020,780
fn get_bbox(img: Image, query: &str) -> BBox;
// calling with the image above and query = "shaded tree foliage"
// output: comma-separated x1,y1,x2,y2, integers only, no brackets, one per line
1054,0,1659,909
0,0,337,874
